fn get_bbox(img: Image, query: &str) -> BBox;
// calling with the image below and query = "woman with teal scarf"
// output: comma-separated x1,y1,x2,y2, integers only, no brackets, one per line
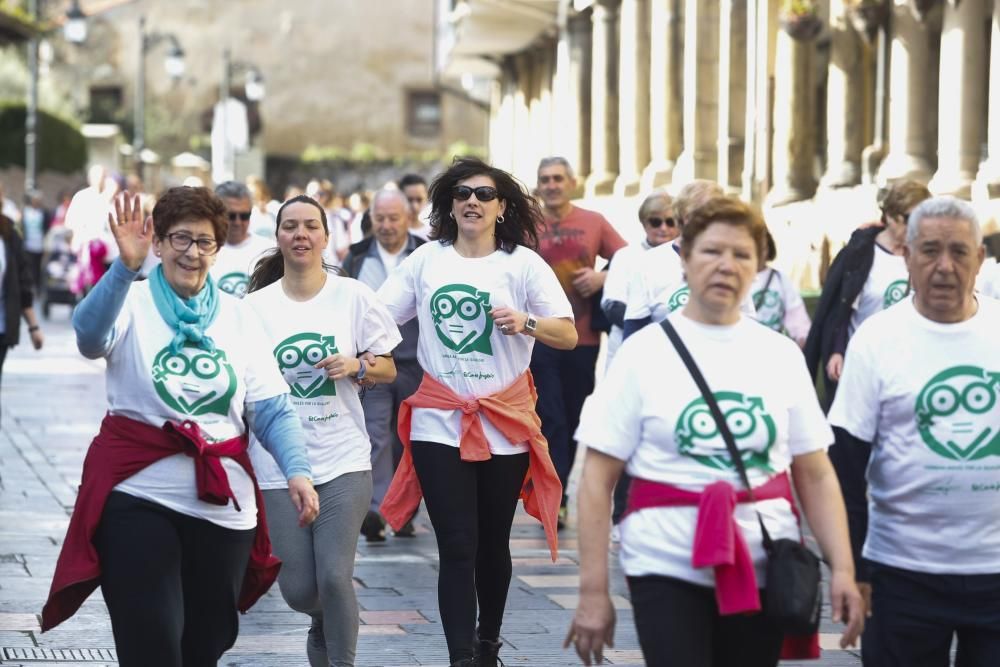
46,187,320,667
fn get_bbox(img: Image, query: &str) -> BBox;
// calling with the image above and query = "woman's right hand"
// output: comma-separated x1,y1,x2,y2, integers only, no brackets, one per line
826,353,845,382
287,475,320,527
564,591,616,665
109,193,153,272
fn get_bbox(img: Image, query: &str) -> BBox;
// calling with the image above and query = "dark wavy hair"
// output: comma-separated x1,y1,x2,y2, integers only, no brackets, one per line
247,194,341,293
428,156,542,252
152,186,229,246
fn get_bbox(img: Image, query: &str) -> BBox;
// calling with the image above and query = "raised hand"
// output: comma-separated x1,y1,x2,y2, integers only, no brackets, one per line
109,193,153,271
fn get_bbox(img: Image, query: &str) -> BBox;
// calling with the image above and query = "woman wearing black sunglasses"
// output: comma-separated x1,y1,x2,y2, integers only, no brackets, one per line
600,189,678,369
376,157,577,666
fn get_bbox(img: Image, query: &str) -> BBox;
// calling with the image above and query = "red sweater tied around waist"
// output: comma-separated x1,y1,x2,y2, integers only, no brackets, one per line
625,472,819,660
41,414,280,632
380,370,563,561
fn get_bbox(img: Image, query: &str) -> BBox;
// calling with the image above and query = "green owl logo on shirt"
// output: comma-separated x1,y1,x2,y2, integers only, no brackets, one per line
883,279,909,309
151,344,238,416
753,289,785,332
430,283,493,355
667,285,690,313
274,332,338,398
915,366,1000,461
217,271,249,298
675,392,777,471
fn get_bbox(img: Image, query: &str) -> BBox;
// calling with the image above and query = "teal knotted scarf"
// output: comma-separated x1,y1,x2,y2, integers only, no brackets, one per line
149,264,220,353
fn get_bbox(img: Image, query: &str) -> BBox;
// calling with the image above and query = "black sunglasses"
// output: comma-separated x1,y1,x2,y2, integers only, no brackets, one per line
228,211,252,221
646,216,676,228
452,185,499,202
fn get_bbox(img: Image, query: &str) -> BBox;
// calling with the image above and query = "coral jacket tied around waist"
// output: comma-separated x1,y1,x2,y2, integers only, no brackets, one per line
380,370,562,561
625,472,820,660
41,414,281,632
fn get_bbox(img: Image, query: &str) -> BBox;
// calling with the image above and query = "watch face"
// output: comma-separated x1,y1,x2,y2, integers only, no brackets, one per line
526,316,538,331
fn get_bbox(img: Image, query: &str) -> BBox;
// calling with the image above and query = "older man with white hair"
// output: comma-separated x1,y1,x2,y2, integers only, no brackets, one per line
828,196,1000,666
343,188,425,541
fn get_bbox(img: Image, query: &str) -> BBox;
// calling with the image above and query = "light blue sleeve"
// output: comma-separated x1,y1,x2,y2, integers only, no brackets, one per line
72,259,139,359
246,394,312,481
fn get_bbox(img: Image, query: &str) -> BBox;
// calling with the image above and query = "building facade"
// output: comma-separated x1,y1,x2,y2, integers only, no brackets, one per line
437,0,1000,282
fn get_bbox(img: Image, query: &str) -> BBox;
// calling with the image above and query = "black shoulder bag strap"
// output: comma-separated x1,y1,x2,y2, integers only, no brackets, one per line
660,317,773,551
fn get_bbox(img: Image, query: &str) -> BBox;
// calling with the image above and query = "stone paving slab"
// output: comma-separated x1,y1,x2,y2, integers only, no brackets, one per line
0,315,860,666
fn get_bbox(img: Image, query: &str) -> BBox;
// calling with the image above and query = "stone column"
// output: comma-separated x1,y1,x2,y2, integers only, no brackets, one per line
529,45,556,180
822,0,866,187
928,0,987,198
553,10,588,179
512,52,535,181
586,0,620,196
614,0,651,196
568,11,593,185
876,0,935,184
717,0,747,191
642,0,682,189
489,63,516,173
673,0,721,183
976,0,1000,198
767,27,818,205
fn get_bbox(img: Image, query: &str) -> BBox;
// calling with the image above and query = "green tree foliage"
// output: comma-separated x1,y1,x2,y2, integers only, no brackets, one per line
0,101,87,173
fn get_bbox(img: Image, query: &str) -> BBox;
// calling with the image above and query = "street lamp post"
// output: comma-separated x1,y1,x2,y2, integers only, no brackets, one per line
134,15,185,179
216,49,264,182
24,0,88,197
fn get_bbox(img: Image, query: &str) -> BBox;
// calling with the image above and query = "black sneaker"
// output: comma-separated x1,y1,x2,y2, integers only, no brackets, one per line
394,519,416,537
361,510,386,543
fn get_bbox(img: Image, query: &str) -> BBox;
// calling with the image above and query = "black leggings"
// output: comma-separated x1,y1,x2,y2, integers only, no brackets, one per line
411,441,530,663
95,492,256,667
627,574,784,667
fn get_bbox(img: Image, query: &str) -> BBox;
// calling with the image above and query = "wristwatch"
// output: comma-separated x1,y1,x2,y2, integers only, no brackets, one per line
524,314,538,333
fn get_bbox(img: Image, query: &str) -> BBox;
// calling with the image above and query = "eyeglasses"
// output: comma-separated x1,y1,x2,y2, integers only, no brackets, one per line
164,232,219,255
452,185,499,202
646,216,676,229
228,211,252,222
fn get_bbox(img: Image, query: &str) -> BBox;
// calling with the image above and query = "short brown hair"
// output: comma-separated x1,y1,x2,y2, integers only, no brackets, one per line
674,180,724,226
880,179,931,222
680,195,767,262
151,186,228,246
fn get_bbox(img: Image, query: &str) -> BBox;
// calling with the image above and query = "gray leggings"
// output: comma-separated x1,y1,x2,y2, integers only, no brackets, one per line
263,471,372,667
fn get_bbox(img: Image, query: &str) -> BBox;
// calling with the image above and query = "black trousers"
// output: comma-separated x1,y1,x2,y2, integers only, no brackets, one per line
627,574,784,667
529,342,599,503
0,341,7,426
95,491,256,667
863,562,1000,667
410,441,529,663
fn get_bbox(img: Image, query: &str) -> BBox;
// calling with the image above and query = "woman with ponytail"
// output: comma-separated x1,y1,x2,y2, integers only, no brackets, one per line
246,194,401,667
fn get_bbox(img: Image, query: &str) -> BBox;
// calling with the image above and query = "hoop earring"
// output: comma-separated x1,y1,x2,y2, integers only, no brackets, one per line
449,211,455,220
496,214,505,224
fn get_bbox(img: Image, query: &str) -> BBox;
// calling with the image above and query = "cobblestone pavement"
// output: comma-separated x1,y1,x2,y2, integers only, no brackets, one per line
0,310,862,666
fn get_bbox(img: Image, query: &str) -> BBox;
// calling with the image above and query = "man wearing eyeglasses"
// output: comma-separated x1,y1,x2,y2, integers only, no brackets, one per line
531,156,626,528
210,181,275,298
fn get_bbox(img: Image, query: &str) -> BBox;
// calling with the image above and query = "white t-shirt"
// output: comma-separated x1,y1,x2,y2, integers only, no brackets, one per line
601,241,651,366
751,267,810,343
244,276,401,489
976,260,1000,300
210,235,275,298
849,243,908,335
376,242,405,271
104,283,289,529
828,297,1000,574
576,312,831,585
377,241,573,454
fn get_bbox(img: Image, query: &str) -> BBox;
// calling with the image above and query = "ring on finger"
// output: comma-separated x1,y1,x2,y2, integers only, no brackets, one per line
500,324,508,333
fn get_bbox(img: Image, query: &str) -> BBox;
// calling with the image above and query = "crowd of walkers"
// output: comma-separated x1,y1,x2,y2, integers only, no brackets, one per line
0,152,993,667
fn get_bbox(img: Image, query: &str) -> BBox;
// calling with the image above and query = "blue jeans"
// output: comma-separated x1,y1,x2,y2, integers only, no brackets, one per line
529,342,599,503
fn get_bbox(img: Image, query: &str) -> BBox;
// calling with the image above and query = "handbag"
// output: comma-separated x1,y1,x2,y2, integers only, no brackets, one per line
660,317,822,635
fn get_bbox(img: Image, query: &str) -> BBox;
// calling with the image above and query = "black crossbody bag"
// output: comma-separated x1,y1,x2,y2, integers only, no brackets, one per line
660,318,822,635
